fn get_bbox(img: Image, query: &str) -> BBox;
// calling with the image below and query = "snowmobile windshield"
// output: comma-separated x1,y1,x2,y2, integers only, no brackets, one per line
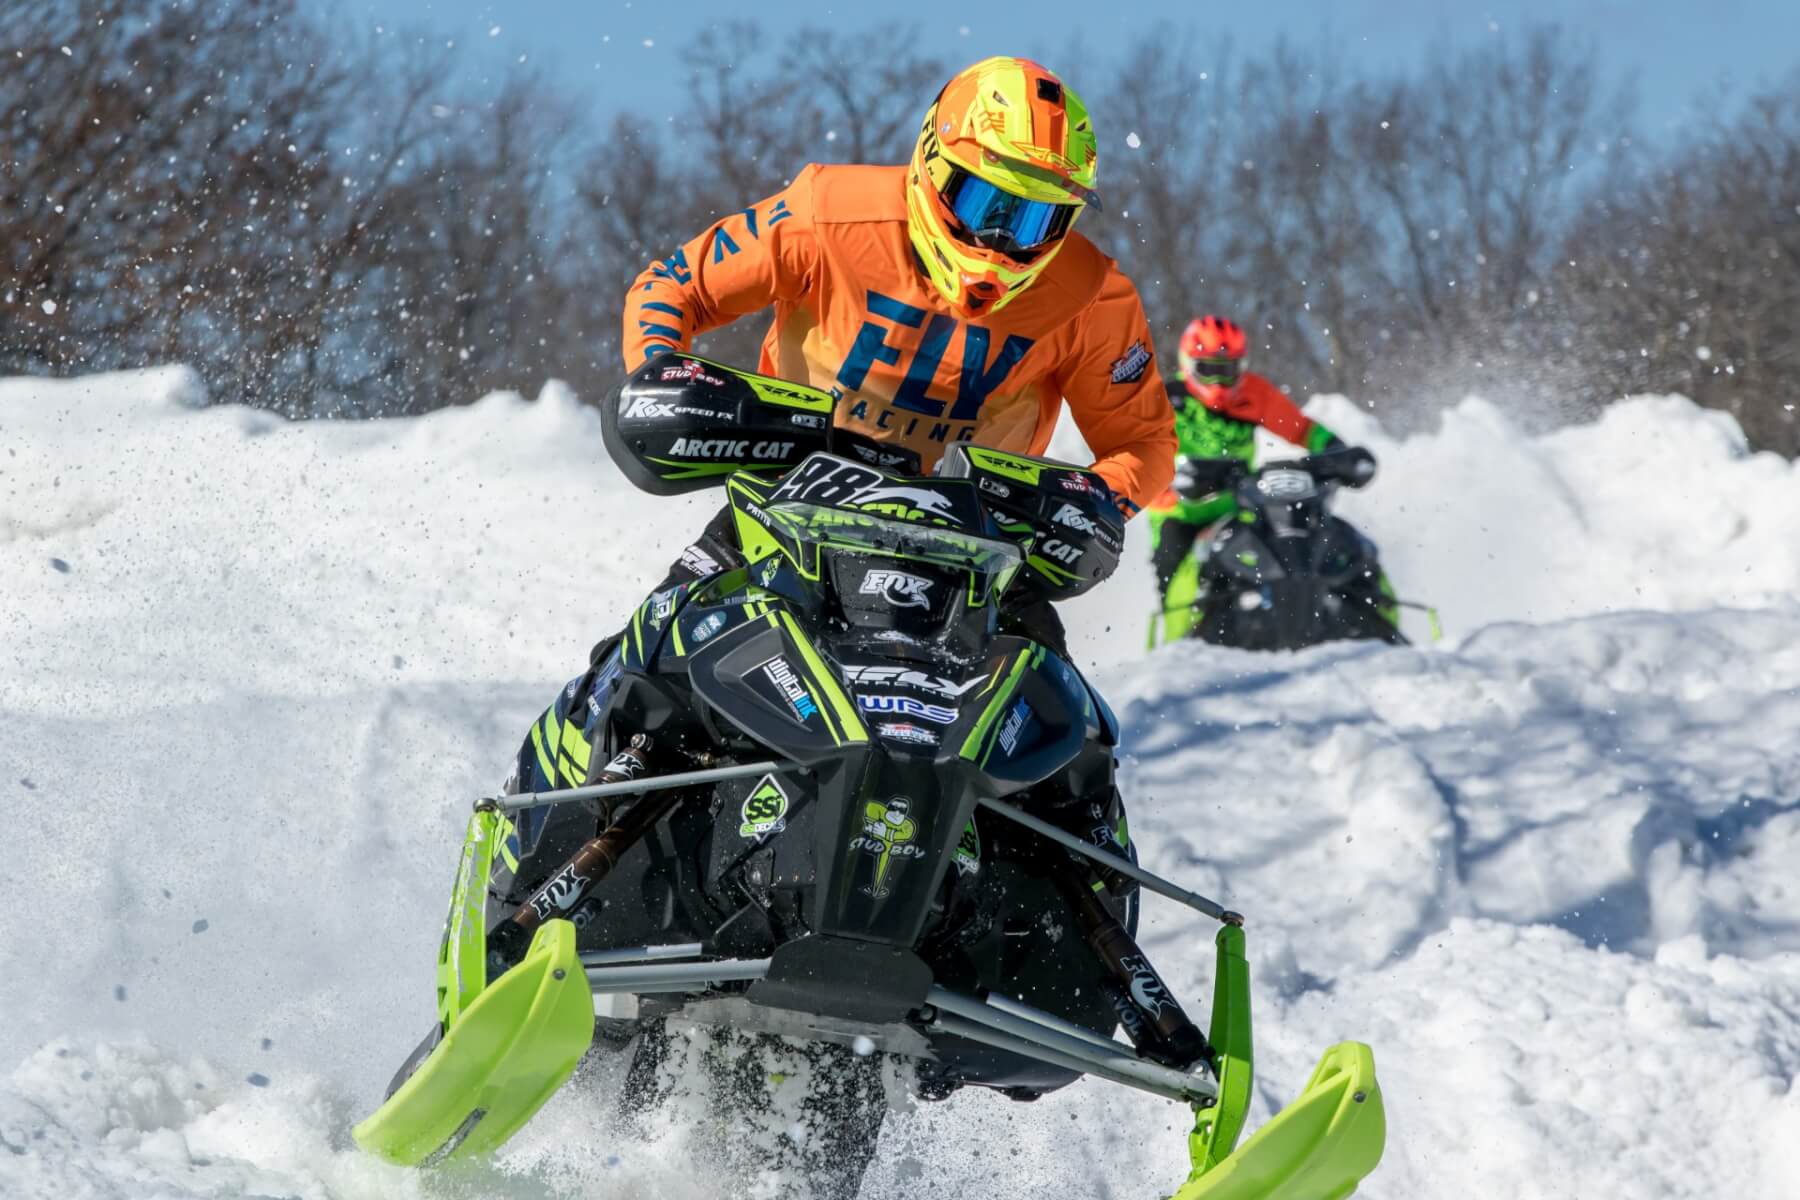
761,499,1024,642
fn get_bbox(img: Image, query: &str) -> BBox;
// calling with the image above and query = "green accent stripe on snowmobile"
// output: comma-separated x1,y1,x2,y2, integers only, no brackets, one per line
630,599,648,665
645,457,745,480
963,446,1045,485
959,646,1038,764
529,721,556,784
559,720,590,777
1027,552,1079,586
778,610,866,745
746,375,834,413
496,816,520,873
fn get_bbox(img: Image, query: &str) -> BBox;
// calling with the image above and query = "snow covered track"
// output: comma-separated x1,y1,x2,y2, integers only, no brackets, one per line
2,370,1797,1198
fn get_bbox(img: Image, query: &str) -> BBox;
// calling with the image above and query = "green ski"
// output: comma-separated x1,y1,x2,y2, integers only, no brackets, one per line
353,918,594,1166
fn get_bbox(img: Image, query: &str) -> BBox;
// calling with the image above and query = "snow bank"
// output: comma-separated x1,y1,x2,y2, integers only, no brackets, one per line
1314,391,1800,639
2,369,1797,1199
1055,388,1800,659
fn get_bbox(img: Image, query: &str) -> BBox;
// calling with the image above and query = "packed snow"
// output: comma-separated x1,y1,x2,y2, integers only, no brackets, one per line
2,368,1797,1199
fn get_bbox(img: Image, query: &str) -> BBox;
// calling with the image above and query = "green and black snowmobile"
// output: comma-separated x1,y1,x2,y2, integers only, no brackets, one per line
1185,453,1411,651
354,356,1387,1198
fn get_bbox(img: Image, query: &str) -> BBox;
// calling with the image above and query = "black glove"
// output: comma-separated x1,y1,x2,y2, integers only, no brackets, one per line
1173,456,1243,499
1308,445,1377,488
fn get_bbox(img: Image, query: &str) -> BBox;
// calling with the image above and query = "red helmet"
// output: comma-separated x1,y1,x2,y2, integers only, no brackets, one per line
1177,315,1247,388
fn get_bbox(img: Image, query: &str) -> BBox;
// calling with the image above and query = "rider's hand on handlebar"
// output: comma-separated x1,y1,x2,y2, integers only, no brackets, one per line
1338,446,1377,487
1173,456,1243,500
1306,445,1378,488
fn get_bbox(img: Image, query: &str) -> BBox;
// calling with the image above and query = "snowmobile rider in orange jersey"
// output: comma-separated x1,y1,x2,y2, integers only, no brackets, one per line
613,54,1176,661
1146,315,1360,644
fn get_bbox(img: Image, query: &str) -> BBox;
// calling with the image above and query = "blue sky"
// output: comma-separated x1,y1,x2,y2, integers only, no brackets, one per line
355,0,1797,140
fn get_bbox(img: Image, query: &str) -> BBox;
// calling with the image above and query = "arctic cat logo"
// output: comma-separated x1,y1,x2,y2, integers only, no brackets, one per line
528,863,591,921
841,664,985,698
1120,954,1175,1018
852,798,927,898
859,568,933,608
858,694,957,724
759,655,818,723
847,484,959,522
669,437,795,459
843,443,919,469
1052,502,1100,535
769,457,968,522
953,818,981,876
738,775,790,839
1041,538,1084,564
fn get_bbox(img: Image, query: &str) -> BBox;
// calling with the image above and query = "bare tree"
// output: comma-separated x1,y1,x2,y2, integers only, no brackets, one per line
1558,77,1800,452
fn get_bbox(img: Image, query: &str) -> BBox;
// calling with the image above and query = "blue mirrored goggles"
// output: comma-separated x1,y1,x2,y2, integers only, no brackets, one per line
941,169,1079,256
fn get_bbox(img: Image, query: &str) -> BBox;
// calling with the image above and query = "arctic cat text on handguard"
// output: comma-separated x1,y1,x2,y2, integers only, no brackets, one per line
355,356,1387,1198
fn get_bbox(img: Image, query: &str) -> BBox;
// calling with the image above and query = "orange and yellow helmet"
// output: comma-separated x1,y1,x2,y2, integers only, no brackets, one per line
906,56,1100,317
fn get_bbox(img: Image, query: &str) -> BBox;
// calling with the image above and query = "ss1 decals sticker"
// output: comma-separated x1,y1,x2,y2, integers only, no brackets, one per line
738,775,791,839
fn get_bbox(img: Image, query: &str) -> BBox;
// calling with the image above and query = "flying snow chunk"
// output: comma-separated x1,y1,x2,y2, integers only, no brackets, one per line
489,25,501,37
40,299,57,315
1126,132,1142,149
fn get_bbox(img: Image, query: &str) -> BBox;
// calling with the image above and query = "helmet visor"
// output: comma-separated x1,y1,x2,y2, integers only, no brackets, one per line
942,168,1079,256
1189,355,1241,387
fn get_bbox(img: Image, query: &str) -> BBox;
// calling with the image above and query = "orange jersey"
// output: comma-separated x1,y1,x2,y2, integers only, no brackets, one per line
623,163,1174,515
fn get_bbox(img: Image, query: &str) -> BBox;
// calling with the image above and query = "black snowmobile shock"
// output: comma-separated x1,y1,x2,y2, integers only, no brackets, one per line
1066,879,1211,1068
484,736,667,979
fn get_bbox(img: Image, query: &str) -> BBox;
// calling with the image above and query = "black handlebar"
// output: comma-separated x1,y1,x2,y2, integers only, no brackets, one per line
1173,446,1377,500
